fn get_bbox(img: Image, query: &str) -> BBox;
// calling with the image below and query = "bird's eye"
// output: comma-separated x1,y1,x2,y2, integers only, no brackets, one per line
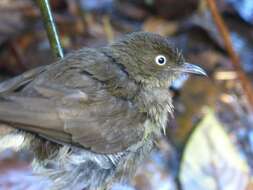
155,55,167,66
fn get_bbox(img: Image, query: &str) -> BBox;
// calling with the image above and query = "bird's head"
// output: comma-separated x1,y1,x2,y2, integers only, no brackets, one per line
109,32,206,87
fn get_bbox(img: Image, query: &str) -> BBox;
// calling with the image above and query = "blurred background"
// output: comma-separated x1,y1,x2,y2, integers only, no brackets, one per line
0,0,253,190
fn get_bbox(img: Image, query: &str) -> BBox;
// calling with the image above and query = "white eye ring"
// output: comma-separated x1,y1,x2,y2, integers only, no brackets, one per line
155,55,167,66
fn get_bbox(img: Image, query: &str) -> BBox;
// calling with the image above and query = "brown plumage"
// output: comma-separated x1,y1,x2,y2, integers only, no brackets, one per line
0,32,206,190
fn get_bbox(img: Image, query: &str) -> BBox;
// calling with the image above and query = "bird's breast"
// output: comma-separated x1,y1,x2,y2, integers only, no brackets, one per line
136,87,173,136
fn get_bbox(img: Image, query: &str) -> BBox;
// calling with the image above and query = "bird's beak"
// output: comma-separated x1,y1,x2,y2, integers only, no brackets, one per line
171,62,207,76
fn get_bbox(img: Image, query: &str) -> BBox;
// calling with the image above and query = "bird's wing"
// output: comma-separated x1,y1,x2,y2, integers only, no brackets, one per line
0,66,46,94
0,90,145,154
0,49,146,154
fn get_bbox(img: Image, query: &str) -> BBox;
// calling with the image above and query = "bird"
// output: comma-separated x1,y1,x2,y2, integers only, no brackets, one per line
0,32,206,190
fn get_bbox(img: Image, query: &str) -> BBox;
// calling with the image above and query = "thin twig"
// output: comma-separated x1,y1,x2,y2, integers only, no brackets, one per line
206,0,253,110
37,0,64,59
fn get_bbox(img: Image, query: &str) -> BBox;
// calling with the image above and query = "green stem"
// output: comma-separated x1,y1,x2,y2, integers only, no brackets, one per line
37,0,64,59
